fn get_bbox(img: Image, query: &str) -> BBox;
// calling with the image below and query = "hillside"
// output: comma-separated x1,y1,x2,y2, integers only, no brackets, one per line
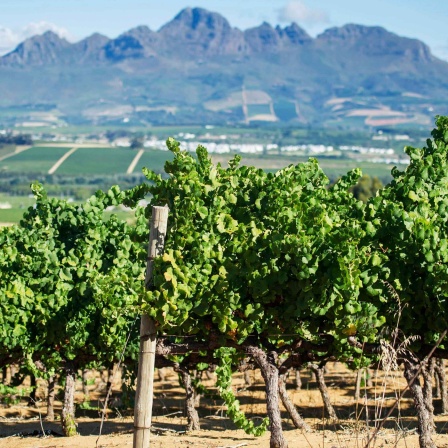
0,7,447,128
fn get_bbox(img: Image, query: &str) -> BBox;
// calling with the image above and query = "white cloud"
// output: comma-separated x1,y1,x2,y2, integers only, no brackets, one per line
0,22,73,55
21,22,72,41
278,1,329,25
0,27,20,55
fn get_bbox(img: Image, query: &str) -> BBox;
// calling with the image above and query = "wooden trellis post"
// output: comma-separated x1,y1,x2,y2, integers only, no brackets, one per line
133,206,169,448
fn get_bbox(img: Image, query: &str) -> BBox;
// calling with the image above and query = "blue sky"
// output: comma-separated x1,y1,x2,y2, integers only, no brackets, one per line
1,0,447,60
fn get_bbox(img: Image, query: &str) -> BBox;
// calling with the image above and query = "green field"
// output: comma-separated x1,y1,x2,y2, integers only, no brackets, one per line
315,158,395,180
0,208,30,223
134,149,174,174
0,194,35,224
211,153,395,183
56,147,136,175
1,146,68,172
247,104,272,117
2,144,399,181
274,101,298,121
0,207,136,225
1,141,400,224
0,144,17,159
0,192,136,225
1,146,175,176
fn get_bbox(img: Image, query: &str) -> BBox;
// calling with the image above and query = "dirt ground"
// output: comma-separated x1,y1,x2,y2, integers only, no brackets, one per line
1,364,448,448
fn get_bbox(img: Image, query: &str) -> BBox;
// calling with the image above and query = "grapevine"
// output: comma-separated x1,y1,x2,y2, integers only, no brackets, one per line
142,138,383,359
3,118,448,448
0,183,147,435
215,347,269,436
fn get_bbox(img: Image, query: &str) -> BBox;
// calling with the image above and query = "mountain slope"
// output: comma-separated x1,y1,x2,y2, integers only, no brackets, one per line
1,31,71,66
1,7,448,127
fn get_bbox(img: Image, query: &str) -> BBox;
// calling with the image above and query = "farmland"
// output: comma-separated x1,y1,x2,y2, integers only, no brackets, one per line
0,138,399,225
55,147,137,175
0,118,421,226
0,193,36,226
2,118,448,448
0,146,68,173
133,149,174,174
0,142,398,179
0,192,135,226
1,145,173,177
212,152,396,179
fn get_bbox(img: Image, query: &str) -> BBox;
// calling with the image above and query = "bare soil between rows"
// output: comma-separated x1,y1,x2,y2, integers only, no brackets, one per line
1,364,448,448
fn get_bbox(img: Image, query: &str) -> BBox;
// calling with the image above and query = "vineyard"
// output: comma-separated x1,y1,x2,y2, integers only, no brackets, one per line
0,145,172,176
2,117,448,448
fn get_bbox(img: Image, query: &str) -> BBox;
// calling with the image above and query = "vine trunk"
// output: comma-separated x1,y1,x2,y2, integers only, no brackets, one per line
178,366,200,431
278,372,309,431
249,347,288,448
309,364,338,421
46,376,56,421
61,361,77,437
403,359,436,448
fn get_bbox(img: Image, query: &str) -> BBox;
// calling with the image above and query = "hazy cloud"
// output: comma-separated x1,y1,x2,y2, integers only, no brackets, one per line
0,27,17,54
0,22,72,55
278,1,329,25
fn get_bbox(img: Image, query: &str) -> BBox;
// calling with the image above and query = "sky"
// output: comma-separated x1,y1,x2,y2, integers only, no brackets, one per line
0,0,447,60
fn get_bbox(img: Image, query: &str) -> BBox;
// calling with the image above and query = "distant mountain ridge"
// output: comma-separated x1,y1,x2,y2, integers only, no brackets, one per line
0,7,447,127
0,9,433,64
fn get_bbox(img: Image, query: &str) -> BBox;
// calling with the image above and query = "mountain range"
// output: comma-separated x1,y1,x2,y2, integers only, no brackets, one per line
0,7,447,128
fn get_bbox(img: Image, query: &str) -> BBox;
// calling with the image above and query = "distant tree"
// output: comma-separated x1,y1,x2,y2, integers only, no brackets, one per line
105,129,131,143
0,133,32,146
73,187,94,200
350,174,383,202
12,134,33,145
130,136,144,150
